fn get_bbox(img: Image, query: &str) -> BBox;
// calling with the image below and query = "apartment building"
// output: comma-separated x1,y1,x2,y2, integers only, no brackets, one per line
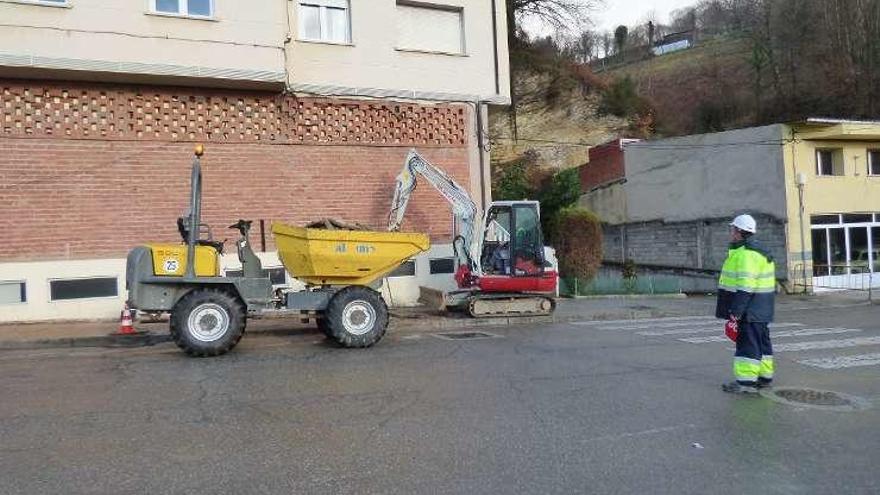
0,0,510,321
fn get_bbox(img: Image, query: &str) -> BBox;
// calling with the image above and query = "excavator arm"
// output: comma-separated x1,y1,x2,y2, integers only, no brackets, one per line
387,149,557,318
388,149,479,273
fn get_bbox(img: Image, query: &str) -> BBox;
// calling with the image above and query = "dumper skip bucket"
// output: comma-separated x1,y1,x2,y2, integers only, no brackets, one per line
272,223,430,286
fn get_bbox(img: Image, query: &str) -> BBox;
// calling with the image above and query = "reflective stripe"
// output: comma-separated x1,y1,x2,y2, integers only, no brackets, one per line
760,356,775,379
734,357,761,381
721,270,757,279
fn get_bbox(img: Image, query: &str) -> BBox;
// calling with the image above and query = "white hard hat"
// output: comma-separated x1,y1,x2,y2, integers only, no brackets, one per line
730,214,757,234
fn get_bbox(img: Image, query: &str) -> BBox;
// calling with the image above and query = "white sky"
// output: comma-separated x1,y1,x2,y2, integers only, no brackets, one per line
593,0,698,32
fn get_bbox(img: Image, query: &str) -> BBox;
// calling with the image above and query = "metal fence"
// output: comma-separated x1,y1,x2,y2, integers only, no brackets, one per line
789,263,877,302
559,274,682,297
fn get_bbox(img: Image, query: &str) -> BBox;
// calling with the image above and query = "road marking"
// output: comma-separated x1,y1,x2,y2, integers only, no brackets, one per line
591,319,721,331
678,328,862,344
572,316,717,327
583,423,697,443
797,353,880,369
774,336,880,352
638,322,804,337
638,327,721,336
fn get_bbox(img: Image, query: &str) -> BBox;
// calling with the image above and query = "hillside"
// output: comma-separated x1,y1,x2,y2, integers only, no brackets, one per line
604,36,755,136
487,37,754,174
489,70,629,171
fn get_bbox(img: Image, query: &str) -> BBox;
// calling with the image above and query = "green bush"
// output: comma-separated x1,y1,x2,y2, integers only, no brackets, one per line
599,76,644,117
493,156,535,201
493,155,581,237
548,207,603,282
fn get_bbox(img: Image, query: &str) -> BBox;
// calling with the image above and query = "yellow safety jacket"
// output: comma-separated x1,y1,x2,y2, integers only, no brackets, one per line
715,239,776,322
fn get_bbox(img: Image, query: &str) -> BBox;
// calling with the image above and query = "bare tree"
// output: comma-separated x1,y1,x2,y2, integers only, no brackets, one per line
508,0,603,36
601,32,612,58
574,29,597,62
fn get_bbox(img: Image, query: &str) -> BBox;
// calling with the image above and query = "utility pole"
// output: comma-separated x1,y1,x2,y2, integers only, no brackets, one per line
796,171,808,293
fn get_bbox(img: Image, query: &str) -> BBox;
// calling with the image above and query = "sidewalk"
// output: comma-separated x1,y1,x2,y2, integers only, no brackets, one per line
0,292,871,351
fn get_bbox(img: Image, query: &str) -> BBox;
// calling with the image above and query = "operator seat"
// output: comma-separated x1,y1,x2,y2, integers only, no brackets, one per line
177,216,224,254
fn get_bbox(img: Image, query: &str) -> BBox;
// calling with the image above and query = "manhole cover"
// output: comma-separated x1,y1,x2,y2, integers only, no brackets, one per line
432,331,500,341
763,387,870,411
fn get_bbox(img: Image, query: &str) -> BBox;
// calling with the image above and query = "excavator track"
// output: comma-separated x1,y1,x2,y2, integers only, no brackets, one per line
467,294,556,318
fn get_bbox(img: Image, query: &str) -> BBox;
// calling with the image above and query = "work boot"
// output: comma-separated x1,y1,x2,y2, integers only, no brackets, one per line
756,378,773,389
721,381,759,395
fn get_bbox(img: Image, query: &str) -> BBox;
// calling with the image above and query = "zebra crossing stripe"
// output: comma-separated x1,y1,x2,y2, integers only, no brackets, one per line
592,319,720,331
797,353,880,369
639,322,804,337
678,328,862,344
572,316,717,327
639,327,721,336
774,336,880,352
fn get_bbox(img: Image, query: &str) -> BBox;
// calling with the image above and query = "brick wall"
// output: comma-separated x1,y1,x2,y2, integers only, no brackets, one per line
0,80,471,262
1,81,467,145
579,140,626,192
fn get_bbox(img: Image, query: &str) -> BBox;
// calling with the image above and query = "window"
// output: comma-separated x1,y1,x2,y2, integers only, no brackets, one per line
299,0,350,43
811,215,880,277
388,260,416,277
816,148,843,176
842,213,873,223
0,281,26,305
396,1,464,54
152,0,213,18
811,214,840,225
869,150,880,176
50,277,117,301
11,0,68,5
429,258,456,274
811,229,828,277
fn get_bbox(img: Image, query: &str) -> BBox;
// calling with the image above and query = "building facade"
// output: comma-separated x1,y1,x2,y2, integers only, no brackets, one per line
0,0,510,321
579,121,880,292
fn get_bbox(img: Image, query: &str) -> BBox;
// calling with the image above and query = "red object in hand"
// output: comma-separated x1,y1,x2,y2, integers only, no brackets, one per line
724,317,739,342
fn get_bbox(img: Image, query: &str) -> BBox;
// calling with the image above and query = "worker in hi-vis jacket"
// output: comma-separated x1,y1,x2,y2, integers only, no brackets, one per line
716,214,777,395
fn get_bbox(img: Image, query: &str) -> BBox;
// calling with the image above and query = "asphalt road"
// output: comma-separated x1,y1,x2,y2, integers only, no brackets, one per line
1,302,878,494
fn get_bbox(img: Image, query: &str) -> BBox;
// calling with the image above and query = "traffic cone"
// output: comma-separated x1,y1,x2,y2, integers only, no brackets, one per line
116,303,136,335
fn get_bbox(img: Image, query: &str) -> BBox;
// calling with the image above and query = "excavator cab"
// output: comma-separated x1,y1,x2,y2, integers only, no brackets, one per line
480,201,546,277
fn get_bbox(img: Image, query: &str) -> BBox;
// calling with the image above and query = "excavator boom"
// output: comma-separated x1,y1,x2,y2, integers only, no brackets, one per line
388,149,480,273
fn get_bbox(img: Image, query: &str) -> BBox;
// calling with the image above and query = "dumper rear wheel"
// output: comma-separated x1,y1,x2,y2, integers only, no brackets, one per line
316,317,332,338
325,286,388,348
170,289,246,357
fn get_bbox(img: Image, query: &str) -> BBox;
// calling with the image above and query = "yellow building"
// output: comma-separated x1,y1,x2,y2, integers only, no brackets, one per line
784,119,880,291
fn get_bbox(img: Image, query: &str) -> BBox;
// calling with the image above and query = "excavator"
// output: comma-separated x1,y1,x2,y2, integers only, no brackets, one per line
389,150,557,317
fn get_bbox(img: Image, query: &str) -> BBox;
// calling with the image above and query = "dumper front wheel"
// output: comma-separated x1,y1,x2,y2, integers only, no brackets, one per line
325,286,388,348
170,289,246,357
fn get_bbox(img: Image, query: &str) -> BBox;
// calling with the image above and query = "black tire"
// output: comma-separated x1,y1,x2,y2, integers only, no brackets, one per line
316,317,332,338
324,286,388,348
170,289,246,357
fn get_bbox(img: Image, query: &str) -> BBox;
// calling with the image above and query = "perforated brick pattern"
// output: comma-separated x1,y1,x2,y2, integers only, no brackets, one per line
0,81,467,146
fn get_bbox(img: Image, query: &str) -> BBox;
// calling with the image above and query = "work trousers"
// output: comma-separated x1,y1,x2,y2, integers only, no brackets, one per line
733,320,774,386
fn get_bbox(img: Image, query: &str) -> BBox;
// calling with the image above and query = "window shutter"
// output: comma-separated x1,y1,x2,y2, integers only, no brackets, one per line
397,4,463,54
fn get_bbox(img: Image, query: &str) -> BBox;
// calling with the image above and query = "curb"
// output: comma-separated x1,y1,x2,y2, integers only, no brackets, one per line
561,293,688,300
0,333,171,351
0,293,870,352
0,309,701,351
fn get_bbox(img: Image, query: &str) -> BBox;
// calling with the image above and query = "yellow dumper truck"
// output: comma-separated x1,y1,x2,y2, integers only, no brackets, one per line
125,147,429,356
